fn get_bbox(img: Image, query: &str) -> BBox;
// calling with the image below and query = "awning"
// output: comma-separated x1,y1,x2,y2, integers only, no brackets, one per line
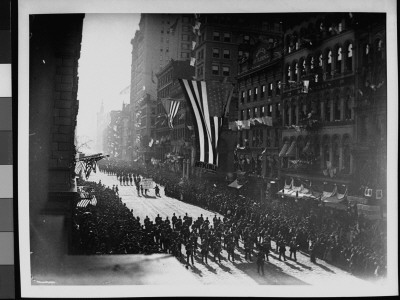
228,179,243,189
285,141,296,157
278,142,289,157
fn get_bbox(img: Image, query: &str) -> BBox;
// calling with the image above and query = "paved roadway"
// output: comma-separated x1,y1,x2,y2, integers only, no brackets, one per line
89,170,373,287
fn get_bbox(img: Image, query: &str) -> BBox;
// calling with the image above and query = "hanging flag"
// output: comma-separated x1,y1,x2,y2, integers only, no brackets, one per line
149,138,154,147
194,21,201,30
161,97,183,128
119,85,130,95
229,121,238,131
187,125,194,131
236,120,243,131
192,41,197,50
190,57,196,66
151,71,156,84
262,116,273,126
242,120,251,129
255,117,263,124
179,79,224,171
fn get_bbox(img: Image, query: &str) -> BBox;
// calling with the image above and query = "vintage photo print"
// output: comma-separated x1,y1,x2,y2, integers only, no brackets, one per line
18,0,398,297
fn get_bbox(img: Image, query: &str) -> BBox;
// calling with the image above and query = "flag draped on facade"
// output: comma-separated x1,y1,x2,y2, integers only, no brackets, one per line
179,79,226,171
160,98,182,128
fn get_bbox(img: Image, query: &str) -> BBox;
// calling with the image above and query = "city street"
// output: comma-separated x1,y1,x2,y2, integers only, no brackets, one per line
88,170,372,286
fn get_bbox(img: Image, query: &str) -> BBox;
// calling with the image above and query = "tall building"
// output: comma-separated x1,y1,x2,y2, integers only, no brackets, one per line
154,59,195,167
351,14,386,207
278,13,386,207
192,14,283,185
236,37,283,182
129,14,194,161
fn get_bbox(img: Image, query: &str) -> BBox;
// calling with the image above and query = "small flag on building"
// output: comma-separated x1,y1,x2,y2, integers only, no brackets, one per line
161,97,183,128
302,80,309,93
190,57,196,66
192,41,197,50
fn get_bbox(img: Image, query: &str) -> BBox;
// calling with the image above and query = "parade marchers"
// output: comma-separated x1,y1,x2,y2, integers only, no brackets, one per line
71,160,387,280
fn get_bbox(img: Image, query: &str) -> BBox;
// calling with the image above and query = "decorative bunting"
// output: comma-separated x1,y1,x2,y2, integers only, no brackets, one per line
179,79,224,170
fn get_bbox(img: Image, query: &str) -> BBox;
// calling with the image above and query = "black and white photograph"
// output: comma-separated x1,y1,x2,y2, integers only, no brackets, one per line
18,0,398,297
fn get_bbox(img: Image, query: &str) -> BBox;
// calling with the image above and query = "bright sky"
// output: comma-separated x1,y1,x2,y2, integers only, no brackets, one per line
76,13,140,150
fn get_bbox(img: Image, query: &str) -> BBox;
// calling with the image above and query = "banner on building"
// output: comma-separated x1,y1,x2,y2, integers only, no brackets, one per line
179,79,225,170
357,204,382,220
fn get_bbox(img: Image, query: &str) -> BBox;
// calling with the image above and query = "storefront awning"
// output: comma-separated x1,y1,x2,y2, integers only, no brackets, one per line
285,141,296,157
228,179,243,189
278,142,289,157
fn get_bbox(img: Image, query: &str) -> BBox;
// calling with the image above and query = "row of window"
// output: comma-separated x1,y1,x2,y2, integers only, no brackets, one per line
239,103,281,120
212,48,231,59
282,95,353,125
211,65,230,76
240,82,281,103
285,43,353,83
281,134,352,174
238,128,279,148
212,31,231,42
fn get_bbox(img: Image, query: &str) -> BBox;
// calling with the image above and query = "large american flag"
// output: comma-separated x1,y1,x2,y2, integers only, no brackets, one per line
161,98,182,128
179,79,232,168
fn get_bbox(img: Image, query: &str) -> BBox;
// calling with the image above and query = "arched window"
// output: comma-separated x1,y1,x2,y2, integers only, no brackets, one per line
290,102,296,125
318,53,323,67
336,47,342,73
334,94,341,121
342,135,351,174
313,136,320,158
299,97,306,120
346,43,353,71
324,96,331,122
310,56,314,70
294,62,299,80
311,97,321,119
327,50,332,74
287,65,291,82
332,136,340,168
344,95,352,120
297,136,305,159
322,136,330,168
284,102,290,126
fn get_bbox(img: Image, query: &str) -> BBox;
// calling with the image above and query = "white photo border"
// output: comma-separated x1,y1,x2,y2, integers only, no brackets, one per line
18,0,398,297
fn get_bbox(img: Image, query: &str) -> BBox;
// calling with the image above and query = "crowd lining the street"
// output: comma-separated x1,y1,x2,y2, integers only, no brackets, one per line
71,161,387,279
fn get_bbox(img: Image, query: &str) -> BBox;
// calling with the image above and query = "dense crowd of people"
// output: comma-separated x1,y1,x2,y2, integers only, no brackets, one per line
72,160,387,279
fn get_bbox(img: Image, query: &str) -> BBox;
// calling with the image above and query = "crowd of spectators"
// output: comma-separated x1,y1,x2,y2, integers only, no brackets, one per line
72,160,387,279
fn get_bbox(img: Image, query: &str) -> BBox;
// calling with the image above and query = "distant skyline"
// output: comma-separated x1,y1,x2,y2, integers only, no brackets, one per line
76,13,140,149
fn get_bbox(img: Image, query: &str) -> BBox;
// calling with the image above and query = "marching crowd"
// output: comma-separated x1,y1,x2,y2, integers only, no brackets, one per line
72,160,387,279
